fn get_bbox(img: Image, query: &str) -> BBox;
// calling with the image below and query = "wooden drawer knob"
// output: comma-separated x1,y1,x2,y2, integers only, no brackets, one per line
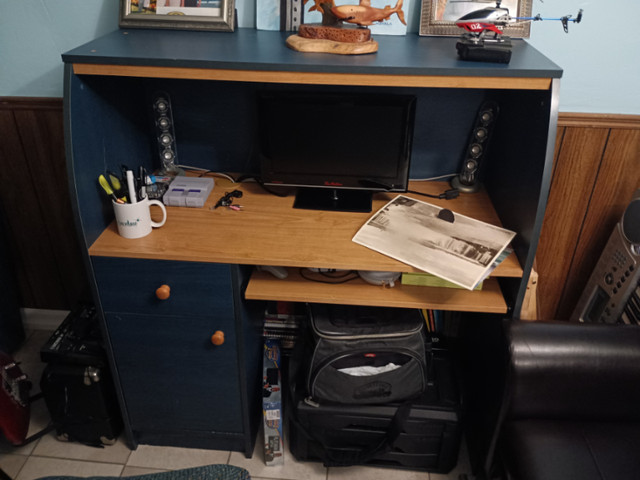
155,284,171,300
211,330,225,346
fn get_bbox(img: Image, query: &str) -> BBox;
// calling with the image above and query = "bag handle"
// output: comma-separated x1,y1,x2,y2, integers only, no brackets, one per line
289,393,412,467
287,349,413,467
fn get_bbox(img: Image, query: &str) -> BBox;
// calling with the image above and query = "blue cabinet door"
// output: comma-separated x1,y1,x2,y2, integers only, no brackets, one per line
92,257,248,444
106,311,243,436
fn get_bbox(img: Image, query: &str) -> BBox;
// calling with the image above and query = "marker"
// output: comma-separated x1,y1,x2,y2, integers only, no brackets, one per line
138,166,147,200
126,170,137,204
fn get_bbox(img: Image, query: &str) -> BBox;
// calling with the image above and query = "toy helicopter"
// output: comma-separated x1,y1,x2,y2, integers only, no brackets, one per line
455,1,583,63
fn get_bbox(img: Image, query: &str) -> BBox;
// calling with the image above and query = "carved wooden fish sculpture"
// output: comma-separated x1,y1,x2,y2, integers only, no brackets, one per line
331,0,405,26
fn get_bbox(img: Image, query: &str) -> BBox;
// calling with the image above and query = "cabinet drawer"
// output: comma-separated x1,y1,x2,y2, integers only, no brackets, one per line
92,257,234,317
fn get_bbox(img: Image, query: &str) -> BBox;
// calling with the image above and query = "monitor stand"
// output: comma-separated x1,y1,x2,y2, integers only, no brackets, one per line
293,188,373,213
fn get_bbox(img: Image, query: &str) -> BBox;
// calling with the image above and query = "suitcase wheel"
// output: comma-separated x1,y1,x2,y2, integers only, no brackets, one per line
100,435,117,445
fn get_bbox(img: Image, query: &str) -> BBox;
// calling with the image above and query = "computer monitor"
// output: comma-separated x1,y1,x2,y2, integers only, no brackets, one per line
258,91,416,212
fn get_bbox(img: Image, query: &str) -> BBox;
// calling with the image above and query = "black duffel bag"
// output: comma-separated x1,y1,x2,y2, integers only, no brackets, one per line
301,303,427,405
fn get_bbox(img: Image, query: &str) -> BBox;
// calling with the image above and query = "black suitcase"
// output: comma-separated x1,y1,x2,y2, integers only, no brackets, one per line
40,363,123,446
300,304,427,405
289,350,462,472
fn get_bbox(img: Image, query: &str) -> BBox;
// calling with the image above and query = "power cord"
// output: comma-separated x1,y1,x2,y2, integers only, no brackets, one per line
236,174,292,198
407,188,460,200
299,268,359,284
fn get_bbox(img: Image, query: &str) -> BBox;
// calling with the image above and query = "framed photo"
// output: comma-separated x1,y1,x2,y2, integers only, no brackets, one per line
420,0,532,38
120,0,236,32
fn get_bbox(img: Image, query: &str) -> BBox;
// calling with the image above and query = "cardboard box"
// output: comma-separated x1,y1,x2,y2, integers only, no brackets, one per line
262,339,283,465
402,272,483,290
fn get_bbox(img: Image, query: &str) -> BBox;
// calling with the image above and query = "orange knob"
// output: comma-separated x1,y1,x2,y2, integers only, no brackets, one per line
156,285,171,300
211,330,225,346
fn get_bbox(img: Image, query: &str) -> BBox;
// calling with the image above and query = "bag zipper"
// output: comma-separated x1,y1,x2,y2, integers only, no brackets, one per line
311,320,423,341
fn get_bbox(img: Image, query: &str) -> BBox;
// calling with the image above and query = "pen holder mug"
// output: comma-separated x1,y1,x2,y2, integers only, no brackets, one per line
113,198,167,239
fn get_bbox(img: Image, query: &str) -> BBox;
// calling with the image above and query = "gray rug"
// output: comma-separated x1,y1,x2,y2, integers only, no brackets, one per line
36,464,250,480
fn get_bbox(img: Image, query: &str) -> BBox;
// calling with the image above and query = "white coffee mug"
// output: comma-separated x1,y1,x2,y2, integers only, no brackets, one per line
113,198,167,239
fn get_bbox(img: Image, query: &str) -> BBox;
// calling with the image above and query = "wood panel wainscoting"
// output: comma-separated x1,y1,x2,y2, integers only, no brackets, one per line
536,113,640,320
1,97,638,320
0,97,89,310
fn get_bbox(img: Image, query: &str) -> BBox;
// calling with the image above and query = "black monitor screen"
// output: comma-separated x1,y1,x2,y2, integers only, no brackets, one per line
258,92,416,199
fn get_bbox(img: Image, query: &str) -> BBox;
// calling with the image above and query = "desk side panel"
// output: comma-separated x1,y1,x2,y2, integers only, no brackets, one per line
232,264,264,457
66,71,157,248
483,83,557,315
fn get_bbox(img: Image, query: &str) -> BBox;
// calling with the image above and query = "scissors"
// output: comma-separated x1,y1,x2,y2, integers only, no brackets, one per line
98,171,127,203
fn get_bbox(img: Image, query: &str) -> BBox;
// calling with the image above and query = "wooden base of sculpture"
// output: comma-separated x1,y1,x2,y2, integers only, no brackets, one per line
286,24,378,55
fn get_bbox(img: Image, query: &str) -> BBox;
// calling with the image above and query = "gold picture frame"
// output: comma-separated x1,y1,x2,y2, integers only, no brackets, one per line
120,0,236,32
420,0,532,38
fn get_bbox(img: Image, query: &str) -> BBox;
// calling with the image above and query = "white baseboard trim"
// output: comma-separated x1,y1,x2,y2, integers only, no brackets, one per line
21,308,69,331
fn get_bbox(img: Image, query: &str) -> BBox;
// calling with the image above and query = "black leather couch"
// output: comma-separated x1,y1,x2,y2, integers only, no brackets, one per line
486,320,640,480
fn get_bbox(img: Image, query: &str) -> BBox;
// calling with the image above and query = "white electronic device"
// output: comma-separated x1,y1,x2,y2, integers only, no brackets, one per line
163,177,214,208
358,270,401,288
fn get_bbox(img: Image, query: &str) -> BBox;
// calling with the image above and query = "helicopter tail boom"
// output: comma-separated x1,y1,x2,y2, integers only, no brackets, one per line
514,9,583,32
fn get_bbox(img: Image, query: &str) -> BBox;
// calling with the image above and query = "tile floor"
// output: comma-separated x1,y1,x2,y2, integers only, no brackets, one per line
1,327,471,480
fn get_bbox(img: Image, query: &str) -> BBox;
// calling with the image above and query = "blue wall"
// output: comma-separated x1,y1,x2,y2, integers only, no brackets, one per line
1,0,638,114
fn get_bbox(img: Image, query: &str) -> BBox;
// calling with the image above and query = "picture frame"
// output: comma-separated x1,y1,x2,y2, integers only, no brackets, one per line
120,0,236,32
419,0,532,38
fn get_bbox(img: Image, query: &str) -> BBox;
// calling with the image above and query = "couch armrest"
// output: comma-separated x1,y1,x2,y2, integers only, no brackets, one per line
506,320,640,421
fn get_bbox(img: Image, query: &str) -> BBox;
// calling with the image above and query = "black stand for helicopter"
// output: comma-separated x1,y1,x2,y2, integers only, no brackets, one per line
456,34,512,64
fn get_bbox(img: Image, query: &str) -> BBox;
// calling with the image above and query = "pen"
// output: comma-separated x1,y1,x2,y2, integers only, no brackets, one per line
126,170,137,204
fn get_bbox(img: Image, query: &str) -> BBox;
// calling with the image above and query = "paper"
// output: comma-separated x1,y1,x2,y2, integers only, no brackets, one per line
352,195,516,290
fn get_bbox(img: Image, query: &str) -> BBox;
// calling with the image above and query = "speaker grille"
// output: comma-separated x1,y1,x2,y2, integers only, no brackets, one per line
152,92,180,176
451,101,499,193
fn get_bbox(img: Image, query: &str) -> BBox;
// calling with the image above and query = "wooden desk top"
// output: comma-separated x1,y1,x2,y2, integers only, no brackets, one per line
89,178,522,278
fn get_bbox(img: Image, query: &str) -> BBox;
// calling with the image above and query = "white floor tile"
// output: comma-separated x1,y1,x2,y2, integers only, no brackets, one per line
32,433,131,464
13,331,52,365
328,464,428,480
20,309,68,332
8,326,469,480
15,456,123,480
24,401,51,446
121,465,168,476
229,431,326,480
0,453,28,478
1,440,38,458
125,444,230,471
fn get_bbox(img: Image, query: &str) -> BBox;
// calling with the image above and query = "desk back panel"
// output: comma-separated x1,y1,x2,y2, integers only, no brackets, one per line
67,72,518,245
66,69,555,316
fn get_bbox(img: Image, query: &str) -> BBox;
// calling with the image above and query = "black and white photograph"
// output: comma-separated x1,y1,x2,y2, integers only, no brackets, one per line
352,195,516,290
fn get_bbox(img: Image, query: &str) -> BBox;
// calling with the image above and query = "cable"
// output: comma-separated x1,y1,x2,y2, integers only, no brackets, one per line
237,174,292,198
176,165,237,183
299,268,359,284
410,173,458,182
407,188,460,200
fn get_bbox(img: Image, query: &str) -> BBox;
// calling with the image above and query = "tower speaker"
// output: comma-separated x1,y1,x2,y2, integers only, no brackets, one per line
152,92,181,175
451,101,499,193
571,189,640,323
